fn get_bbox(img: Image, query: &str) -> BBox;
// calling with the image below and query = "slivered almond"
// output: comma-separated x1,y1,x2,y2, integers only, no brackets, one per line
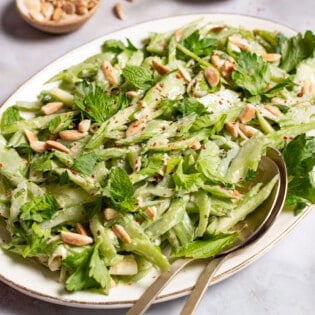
112,224,131,243
40,2,54,20
262,53,281,62
144,207,157,220
264,104,282,117
211,53,225,69
189,140,201,150
152,60,170,75
59,129,88,141
239,124,259,138
114,2,125,20
78,119,91,133
222,60,237,77
52,7,63,21
229,35,251,51
60,231,93,246
101,61,118,85
25,130,38,143
126,90,138,98
126,117,146,137
177,65,191,82
41,101,64,115
104,208,118,220
75,223,88,236
137,100,147,108
302,80,312,95
225,122,239,137
46,140,71,154
204,67,220,88
240,104,256,123
30,141,47,153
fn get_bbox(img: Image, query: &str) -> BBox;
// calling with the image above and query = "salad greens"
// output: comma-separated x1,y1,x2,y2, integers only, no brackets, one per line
0,19,315,294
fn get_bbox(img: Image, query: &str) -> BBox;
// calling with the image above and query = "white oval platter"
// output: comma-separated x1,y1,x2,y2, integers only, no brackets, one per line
0,13,313,309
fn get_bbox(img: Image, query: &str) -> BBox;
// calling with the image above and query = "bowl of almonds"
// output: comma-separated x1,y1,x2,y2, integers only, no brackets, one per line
16,0,101,34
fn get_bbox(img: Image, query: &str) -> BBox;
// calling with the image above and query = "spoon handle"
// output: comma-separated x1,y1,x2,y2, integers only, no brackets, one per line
127,258,193,315
180,256,227,315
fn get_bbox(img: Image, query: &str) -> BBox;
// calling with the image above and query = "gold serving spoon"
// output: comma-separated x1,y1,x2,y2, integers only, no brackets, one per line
127,147,288,315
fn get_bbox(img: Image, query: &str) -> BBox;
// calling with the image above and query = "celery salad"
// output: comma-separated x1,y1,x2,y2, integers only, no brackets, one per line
1,19,315,295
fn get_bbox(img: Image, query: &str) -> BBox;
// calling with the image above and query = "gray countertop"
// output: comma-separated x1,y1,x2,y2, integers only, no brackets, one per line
1,0,315,314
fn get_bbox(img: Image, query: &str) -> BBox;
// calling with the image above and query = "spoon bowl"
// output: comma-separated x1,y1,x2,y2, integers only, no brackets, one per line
127,147,288,315
15,0,101,34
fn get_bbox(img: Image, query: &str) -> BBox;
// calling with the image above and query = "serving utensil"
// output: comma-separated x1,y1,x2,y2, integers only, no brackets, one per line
15,0,101,34
127,147,287,315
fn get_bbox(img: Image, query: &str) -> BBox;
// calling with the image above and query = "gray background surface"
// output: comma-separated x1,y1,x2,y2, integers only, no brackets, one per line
0,0,315,314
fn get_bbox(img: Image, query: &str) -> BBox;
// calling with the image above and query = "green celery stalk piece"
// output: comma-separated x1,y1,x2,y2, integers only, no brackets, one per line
0,135,27,186
1,111,77,135
207,176,278,234
194,192,212,238
226,133,266,183
146,198,187,238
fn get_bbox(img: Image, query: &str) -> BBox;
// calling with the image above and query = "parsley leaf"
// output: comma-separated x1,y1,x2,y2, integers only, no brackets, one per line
22,223,52,258
282,134,315,214
173,160,203,193
73,81,129,122
280,31,315,73
89,242,111,289
73,152,99,176
122,65,154,90
232,51,270,96
20,194,60,223
102,38,137,53
63,243,110,293
179,30,217,58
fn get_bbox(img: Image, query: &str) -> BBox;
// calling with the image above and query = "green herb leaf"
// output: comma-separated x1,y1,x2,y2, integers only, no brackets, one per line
232,51,270,96
1,107,22,131
107,167,134,201
32,153,53,172
105,167,137,211
173,161,203,193
73,152,99,176
282,134,315,214
20,194,60,223
89,242,111,289
122,65,153,90
179,30,217,58
22,223,52,258
176,98,207,116
280,31,315,73
64,243,110,293
172,233,237,258
64,247,98,292
74,81,128,122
